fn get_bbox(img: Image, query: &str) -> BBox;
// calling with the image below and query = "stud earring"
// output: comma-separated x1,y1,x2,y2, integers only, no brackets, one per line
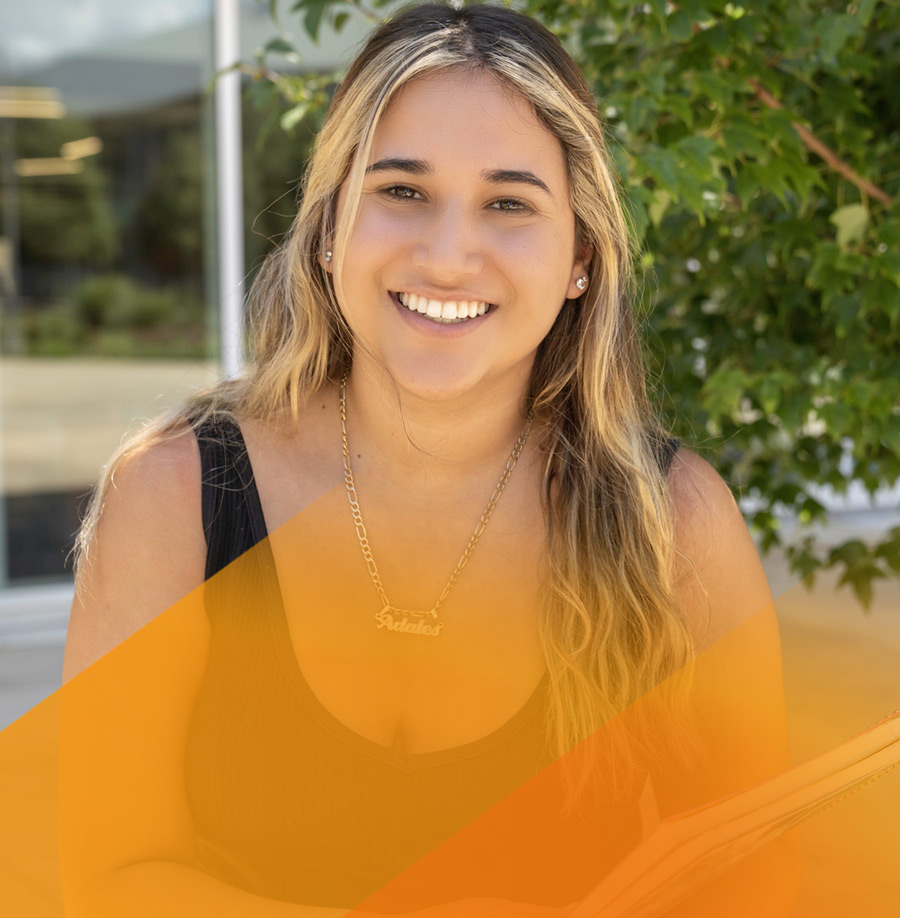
575,276,588,291
324,251,333,263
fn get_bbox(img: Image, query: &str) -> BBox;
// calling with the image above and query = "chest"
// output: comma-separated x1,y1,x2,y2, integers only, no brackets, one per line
265,484,548,755
234,411,550,754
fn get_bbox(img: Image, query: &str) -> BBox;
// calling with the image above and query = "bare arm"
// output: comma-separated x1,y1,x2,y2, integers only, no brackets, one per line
60,430,347,917
63,430,208,681
668,448,789,788
655,449,799,916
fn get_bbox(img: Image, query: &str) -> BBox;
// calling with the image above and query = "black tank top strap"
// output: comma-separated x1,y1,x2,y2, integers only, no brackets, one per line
193,416,269,580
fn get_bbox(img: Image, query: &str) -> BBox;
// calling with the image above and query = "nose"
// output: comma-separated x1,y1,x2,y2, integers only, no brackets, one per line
411,202,483,281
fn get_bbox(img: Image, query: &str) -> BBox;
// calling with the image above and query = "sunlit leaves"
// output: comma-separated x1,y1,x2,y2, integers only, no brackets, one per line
830,203,870,250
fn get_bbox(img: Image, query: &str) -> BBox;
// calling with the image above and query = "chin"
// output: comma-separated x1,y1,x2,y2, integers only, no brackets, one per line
389,361,486,403
383,353,534,407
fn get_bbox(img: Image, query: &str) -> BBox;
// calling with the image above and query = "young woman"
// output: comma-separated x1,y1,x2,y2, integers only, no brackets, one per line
61,4,791,915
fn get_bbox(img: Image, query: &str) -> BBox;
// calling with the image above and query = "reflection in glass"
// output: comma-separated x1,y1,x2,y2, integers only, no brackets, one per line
0,1,218,584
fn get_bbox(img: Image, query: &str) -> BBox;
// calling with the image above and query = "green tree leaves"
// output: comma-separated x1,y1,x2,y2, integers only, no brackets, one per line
535,0,899,608
830,203,870,250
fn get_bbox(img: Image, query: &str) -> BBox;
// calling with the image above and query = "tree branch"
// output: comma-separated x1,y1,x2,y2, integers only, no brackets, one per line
746,78,893,206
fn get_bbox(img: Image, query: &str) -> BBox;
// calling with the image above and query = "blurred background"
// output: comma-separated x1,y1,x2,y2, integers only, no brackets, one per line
0,1,897,913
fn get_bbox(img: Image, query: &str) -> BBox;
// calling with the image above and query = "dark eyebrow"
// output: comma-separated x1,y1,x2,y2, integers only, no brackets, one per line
482,168,553,199
365,159,554,199
365,158,431,176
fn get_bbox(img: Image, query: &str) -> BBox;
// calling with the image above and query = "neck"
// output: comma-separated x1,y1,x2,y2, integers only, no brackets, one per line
341,362,533,484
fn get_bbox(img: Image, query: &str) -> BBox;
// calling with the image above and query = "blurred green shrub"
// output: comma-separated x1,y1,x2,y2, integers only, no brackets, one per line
18,274,209,358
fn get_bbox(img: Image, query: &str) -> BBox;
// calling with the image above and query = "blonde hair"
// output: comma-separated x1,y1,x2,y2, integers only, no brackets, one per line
76,3,693,798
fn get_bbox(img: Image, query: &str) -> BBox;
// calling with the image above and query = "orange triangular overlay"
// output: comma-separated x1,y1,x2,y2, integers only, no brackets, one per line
1,499,897,916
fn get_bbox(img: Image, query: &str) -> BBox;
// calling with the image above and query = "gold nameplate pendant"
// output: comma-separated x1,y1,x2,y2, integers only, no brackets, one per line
375,607,444,637
341,377,532,640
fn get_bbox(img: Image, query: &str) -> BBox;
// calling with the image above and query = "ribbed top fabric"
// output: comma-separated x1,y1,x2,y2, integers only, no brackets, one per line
186,418,679,909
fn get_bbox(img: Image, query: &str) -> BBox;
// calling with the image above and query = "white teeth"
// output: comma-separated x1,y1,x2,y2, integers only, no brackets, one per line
396,292,490,323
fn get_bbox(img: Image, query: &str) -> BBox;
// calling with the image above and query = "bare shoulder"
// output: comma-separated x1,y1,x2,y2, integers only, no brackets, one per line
667,448,744,547
662,451,789,795
100,427,204,528
666,448,775,650
64,426,208,680
98,425,205,559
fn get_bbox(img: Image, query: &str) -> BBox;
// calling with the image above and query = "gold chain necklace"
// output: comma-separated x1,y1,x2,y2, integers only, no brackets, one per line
340,376,533,637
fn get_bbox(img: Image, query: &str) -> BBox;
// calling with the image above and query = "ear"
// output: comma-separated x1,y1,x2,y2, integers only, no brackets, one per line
318,245,334,273
566,243,593,300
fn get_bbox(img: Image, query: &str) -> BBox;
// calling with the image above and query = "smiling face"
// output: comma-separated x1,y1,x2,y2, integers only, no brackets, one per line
329,68,590,404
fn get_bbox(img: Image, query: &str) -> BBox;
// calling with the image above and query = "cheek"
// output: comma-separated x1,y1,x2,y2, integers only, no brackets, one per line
493,228,574,294
347,203,419,258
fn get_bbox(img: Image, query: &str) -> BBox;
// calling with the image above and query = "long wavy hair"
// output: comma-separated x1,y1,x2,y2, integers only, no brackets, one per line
76,3,694,798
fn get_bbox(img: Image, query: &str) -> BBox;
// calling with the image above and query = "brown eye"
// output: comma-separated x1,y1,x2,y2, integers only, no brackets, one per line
384,185,422,200
491,198,530,212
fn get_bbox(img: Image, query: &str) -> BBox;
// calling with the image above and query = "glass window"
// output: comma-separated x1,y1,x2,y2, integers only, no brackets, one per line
0,0,219,587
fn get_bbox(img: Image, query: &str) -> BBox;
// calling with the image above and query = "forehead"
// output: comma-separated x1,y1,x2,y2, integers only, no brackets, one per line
368,69,569,189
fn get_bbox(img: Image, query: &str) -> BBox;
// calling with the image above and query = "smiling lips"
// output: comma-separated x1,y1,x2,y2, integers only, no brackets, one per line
397,291,491,324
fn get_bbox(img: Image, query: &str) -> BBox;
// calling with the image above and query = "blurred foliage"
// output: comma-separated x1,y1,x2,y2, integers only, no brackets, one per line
1,111,214,359
249,0,899,607
129,106,313,283
3,117,119,266
14,275,210,359
241,95,320,273
134,132,205,279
